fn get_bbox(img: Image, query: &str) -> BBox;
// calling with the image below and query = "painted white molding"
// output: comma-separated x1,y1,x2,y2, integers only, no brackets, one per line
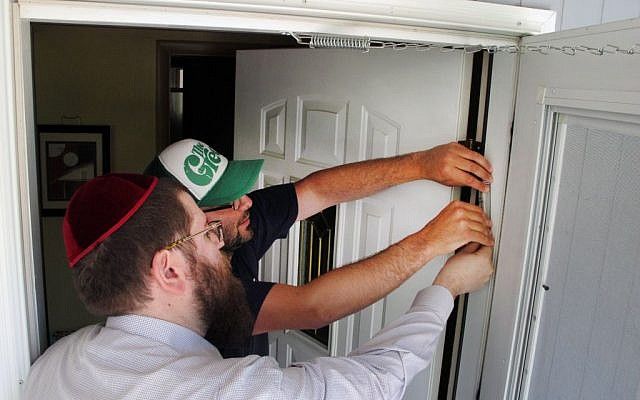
522,15,640,45
455,52,518,400
360,107,400,161
295,96,348,168
13,1,47,362
0,2,33,399
260,99,287,159
540,87,640,117
354,198,392,346
16,0,554,47
257,171,286,283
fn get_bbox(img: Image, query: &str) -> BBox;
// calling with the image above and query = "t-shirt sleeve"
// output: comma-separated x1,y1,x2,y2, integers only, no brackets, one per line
230,183,298,333
242,280,276,318
246,183,298,258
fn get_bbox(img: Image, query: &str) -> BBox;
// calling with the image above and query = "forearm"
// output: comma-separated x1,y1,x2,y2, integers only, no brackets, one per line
254,231,436,333
294,152,423,220
304,232,436,324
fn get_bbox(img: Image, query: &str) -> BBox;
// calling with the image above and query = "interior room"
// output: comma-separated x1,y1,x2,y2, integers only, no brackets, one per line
31,23,298,343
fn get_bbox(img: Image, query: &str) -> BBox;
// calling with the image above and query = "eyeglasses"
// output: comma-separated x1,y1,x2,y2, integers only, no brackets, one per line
201,203,235,213
164,220,224,250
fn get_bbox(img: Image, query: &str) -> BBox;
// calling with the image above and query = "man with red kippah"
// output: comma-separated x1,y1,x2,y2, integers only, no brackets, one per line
24,173,494,399
145,139,495,357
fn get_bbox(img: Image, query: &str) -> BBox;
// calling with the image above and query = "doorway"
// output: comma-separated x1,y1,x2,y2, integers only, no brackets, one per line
31,23,297,348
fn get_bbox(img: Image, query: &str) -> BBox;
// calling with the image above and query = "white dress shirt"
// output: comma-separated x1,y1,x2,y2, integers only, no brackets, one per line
24,285,453,400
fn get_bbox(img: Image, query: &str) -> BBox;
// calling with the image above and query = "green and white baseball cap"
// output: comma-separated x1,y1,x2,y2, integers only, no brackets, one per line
144,139,263,207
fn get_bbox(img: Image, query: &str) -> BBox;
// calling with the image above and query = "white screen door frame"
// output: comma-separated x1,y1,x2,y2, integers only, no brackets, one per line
481,18,640,400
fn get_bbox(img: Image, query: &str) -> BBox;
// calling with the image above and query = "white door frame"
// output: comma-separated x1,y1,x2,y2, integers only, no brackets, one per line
2,0,552,398
0,3,34,399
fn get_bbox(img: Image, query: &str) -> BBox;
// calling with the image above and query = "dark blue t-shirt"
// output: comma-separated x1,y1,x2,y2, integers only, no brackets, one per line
210,183,298,357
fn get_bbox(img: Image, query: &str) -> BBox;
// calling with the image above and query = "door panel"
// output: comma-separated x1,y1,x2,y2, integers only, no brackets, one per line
482,19,640,399
235,48,470,399
354,197,392,346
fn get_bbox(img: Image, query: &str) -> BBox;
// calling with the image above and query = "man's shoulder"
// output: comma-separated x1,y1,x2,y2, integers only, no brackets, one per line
47,325,101,351
28,325,101,377
249,182,296,201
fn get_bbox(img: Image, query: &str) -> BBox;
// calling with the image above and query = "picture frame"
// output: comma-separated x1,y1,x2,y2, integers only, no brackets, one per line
38,125,110,216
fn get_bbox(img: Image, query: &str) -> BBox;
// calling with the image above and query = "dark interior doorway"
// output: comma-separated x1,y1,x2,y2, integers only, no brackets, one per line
156,36,299,157
171,55,236,159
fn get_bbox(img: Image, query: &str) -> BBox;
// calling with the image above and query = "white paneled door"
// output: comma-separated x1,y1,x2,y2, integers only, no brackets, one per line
235,48,471,400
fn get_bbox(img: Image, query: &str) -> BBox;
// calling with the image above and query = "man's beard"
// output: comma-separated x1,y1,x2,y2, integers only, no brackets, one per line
189,253,254,350
221,212,254,251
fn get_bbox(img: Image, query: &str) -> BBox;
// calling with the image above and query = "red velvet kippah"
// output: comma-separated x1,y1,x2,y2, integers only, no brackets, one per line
63,173,158,268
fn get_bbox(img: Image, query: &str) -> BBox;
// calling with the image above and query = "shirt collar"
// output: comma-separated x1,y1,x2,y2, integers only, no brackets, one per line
105,314,221,357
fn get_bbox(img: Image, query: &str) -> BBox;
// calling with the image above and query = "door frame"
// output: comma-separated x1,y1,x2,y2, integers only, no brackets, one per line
3,0,550,397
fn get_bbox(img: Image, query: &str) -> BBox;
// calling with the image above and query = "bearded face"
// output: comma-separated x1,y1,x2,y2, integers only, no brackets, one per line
187,249,254,349
220,212,253,252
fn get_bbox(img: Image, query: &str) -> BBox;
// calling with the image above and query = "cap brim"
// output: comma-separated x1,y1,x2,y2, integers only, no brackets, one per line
197,159,263,207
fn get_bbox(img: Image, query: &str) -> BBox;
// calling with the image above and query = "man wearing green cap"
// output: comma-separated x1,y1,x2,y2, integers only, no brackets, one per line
145,139,494,357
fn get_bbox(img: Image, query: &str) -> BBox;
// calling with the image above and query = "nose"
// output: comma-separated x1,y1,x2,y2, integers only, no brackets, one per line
204,210,219,223
234,195,252,211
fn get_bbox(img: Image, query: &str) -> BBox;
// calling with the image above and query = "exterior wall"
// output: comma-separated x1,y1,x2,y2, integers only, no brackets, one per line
479,0,640,31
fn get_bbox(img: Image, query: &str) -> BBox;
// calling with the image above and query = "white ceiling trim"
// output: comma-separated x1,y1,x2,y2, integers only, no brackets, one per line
18,0,556,47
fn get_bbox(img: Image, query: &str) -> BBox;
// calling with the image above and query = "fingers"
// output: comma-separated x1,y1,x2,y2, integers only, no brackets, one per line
456,163,491,193
449,170,489,193
457,144,493,172
433,244,494,297
465,229,494,247
450,201,492,226
433,243,494,297
420,201,493,256
466,221,492,239
431,142,493,191
448,202,494,246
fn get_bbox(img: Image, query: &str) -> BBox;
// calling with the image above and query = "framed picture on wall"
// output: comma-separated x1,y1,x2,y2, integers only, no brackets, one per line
38,125,110,216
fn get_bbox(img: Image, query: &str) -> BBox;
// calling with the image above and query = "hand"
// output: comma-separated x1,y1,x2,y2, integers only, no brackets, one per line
415,201,494,258
416,142,493,192
433,244,494,297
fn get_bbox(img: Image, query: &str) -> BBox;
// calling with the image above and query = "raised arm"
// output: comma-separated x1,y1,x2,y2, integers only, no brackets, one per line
252,200,493,334
294,142,493,221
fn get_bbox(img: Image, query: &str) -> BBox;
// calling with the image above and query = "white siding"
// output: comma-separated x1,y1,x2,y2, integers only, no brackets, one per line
477,0,640,30
602,0,640,23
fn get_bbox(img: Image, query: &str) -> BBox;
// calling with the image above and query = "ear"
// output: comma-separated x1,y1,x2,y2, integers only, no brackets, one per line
149,249,188,295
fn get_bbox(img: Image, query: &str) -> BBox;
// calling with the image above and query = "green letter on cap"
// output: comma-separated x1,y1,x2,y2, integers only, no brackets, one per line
183,143,221,186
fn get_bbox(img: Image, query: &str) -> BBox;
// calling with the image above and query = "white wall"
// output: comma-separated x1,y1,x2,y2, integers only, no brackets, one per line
478,0,640,30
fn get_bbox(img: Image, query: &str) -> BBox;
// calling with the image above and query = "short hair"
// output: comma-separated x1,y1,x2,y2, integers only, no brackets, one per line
71,178,191,316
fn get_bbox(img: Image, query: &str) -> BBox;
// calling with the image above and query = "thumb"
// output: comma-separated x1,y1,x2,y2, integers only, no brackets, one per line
458,242,481,254
475,245,493,257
